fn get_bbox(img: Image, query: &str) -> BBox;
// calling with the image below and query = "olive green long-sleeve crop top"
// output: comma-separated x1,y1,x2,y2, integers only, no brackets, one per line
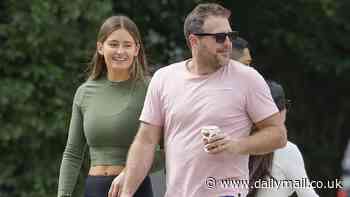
57,77,163,197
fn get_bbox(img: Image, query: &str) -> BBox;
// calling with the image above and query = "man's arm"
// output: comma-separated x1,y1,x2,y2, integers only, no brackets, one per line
120,122,162,197
237,112,287,155
205,112,287,155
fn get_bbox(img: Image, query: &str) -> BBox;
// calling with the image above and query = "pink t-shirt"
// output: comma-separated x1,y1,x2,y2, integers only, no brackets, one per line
140,59,278,197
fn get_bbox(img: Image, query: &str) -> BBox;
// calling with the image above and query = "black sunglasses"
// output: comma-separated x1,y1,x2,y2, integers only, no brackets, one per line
194,31,239,43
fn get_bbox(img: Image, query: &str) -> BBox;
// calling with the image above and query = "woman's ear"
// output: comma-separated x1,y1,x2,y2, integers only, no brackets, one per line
97,42,103,55
134,43,140,57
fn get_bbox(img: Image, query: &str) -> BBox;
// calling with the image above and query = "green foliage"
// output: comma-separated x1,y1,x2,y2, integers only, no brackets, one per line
226,1,350,196
1,0,349,196
0,0,112,196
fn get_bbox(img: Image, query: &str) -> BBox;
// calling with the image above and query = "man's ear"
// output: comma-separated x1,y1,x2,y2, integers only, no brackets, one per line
188,34,198,49
97,42,103,55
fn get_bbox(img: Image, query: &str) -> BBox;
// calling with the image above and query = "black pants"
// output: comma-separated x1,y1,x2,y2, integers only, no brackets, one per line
84,175,153,197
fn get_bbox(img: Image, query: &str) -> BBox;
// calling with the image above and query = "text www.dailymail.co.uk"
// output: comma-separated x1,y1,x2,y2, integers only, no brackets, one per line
205,177,343,190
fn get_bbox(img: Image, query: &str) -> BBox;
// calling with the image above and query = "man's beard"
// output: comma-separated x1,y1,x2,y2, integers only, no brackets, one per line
197,44,230,70
216,51,230,67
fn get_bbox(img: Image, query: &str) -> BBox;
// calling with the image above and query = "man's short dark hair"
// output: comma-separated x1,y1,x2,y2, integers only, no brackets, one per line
184,3,231,48
231,37,249,60
233,37,249,51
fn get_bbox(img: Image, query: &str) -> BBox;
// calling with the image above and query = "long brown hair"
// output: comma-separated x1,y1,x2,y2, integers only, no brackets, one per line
248,80,286,197
87,15,149,81
248,141,274,197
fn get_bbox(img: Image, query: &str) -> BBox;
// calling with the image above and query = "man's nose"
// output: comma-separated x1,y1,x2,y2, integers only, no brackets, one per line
223,36,232,48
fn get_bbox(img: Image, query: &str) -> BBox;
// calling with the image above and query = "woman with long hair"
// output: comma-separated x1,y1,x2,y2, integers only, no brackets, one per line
248,81,319,197
58,15,161,197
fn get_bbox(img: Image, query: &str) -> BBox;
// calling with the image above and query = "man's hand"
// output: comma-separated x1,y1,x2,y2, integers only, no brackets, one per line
203,132,242,154
108,171,125,197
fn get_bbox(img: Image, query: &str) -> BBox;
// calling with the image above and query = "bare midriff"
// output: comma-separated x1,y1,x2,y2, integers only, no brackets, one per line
88,165,124,176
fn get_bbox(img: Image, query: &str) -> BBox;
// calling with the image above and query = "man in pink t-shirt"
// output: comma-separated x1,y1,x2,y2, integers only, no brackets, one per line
117,3,287,197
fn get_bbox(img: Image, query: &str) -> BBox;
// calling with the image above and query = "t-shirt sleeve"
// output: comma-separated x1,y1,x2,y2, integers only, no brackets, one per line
280,143,319,197
246,70,279,123
139,71,164,127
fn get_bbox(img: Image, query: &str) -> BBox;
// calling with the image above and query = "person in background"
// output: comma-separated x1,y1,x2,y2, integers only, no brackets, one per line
232,37,319,197
57,15,162,197
231,37,252,66
248,81,319,197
